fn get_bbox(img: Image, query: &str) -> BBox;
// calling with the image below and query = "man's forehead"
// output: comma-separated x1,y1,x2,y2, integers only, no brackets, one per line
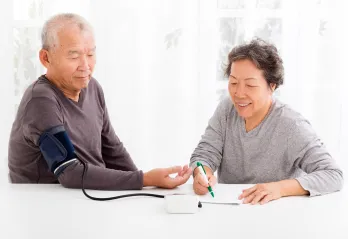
56,31,95,52
56,26,94,44
64,46,96,55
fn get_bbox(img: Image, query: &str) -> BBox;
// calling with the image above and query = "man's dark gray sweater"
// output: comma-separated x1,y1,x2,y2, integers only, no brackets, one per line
8,75,143,190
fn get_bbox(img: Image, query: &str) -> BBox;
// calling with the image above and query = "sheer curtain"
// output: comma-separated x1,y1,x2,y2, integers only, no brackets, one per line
1,0,347,182
205,0,348,172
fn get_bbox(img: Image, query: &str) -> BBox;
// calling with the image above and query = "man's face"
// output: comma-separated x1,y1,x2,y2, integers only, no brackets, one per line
46,26,96,92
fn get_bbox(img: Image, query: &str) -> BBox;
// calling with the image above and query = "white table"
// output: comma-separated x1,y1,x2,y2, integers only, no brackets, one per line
1,183,347,239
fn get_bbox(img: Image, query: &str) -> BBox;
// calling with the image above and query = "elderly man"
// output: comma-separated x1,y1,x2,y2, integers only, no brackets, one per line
8,13,192,190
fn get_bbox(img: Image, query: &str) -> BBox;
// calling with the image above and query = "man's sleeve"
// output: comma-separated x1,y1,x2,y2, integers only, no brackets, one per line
100,98,138,172
23,97,143,190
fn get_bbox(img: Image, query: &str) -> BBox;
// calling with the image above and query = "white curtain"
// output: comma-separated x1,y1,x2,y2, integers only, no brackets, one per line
1,0,347,182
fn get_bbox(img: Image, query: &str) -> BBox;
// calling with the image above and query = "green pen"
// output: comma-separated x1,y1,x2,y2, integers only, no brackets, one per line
196,162,215,198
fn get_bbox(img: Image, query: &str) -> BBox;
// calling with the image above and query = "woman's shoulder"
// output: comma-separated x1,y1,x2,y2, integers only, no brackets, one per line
273,98,311,130
216,96,237,117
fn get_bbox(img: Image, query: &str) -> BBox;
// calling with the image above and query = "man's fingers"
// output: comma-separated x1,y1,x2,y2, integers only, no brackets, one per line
184,167,193,177
181,165,192,177
170,176,185,186
177,169,184,177
183,165,189,171
164,176,184,189
177,165,189,177
166,166,182,175
169,168,192,188
177,168,192,182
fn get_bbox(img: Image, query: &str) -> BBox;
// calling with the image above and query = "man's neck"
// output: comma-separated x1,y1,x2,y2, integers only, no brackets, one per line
45,74,80,102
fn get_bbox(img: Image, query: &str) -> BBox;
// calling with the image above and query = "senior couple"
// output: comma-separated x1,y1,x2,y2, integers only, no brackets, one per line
8,13,343,205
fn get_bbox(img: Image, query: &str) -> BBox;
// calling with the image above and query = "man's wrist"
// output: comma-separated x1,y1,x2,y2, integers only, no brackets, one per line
143,172,152,187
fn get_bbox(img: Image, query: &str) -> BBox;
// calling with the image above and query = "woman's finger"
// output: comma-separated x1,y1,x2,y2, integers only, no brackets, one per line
208,175,217,187
260,194,274,205
239,185,258,200
251,190,268,205
196,173,209,187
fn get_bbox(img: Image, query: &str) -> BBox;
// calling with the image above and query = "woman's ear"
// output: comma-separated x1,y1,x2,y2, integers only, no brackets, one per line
270,83,276,92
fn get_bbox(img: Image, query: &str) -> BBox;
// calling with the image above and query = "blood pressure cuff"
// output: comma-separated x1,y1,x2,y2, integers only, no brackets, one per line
38,125,78,177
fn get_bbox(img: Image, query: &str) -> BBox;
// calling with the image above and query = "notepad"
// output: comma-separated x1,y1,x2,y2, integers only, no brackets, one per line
199,184,244,205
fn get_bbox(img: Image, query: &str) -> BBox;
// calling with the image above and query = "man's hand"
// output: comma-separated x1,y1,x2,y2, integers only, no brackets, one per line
193,166,217,195
143,165,192,189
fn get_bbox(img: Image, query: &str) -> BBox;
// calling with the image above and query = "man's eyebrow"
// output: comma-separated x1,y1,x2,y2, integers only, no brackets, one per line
68,50,81,55
68,47,96,55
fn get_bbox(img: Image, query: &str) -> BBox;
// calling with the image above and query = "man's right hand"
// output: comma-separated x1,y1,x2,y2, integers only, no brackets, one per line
193,166,217,195
143,165,192,189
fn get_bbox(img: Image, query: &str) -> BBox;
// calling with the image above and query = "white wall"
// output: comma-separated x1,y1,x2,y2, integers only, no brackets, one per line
0,1,14,184
91,0,206,171
3,0,348,183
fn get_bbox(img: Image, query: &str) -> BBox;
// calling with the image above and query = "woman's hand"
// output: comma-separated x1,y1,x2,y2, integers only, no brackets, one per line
239,179,309,205
193,166,217,195
239,182,283,205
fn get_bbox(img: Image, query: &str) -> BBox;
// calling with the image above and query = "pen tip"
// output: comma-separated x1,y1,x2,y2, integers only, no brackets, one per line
211,192,215,198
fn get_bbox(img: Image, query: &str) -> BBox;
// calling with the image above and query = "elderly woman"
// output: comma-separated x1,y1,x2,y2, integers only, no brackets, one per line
190,39,343,205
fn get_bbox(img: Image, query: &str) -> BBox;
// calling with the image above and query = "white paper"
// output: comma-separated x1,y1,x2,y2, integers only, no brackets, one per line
199,184,244,205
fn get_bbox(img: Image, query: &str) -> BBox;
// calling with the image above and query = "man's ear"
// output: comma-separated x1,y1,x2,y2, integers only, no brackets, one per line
39,49,51,68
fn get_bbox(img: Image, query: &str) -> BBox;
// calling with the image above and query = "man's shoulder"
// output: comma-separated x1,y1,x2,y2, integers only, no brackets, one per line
29,75,60,101
18,76,60,111
87,77,106,105
88,77,104,94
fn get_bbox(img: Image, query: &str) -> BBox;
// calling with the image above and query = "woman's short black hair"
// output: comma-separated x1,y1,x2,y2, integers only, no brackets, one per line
225,38,284,89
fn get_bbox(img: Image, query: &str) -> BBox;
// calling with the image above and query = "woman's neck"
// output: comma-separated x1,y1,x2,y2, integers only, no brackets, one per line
245,98,273,132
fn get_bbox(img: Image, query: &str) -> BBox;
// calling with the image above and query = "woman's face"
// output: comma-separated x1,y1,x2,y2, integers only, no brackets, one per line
228,59,274,121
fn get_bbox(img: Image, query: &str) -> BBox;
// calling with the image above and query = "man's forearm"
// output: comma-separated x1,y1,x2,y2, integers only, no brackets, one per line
58,160,143,190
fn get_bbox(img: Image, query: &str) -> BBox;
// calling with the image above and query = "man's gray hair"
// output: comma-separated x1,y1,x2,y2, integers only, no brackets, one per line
41,13,94,50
